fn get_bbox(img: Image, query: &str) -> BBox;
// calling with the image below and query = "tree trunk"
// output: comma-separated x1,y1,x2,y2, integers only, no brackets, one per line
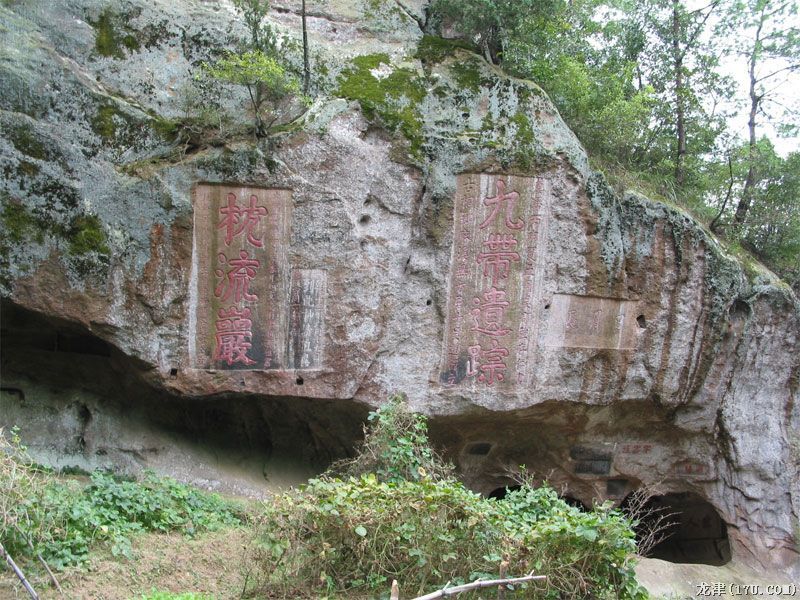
673,0,687,188
734,8,764,226
302,0,310,94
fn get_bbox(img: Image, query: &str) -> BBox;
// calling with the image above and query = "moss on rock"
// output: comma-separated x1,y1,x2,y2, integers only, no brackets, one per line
67,214,110,258
336,53,427,160
1,196,44,244
88,9,141,58
6,121,49,161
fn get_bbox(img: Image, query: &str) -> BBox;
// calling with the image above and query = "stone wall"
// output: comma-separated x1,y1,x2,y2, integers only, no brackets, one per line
1,0,797,575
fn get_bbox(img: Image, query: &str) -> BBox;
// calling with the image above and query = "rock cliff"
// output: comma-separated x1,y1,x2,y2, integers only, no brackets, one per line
1,0,798,576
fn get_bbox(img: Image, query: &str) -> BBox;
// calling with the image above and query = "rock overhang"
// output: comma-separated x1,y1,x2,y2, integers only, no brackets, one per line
0,0,798,576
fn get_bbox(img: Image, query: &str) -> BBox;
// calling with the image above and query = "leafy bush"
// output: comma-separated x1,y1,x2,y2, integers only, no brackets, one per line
250,400,645,599
257,475,498,596
497,485,644,598
329,394,454,483
1,429,243,569
1,427,49,559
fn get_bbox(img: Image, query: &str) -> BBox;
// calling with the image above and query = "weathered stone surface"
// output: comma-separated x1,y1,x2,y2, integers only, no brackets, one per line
1,0,798,578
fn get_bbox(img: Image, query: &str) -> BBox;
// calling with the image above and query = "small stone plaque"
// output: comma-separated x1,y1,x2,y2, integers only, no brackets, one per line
570,446,612,462
543,294,639,350
440,174,552,388
574,460,612,475
191,184,291,370
287,269,327,369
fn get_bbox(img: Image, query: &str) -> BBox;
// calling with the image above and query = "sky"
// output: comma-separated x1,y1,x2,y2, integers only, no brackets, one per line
693,0,800,156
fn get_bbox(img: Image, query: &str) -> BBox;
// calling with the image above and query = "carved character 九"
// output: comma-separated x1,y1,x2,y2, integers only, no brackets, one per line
478,179,524,230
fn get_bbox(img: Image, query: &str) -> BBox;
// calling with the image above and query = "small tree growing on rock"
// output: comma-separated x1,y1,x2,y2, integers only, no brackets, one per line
202,0,304,138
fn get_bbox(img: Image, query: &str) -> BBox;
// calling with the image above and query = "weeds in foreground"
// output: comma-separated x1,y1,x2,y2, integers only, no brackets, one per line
0,428,244,570
249,399,647,599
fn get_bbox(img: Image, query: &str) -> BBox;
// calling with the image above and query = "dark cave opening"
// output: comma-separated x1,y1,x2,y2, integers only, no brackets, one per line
622,491,731,565
0,300,367,492
488,484,521,499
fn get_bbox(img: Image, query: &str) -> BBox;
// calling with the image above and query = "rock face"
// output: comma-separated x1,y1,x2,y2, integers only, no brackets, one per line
1,0,798,576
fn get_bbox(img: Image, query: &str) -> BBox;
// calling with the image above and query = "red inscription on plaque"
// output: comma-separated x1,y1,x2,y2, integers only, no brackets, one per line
479,179,524,230
218,193,268,247
213,306,256,365
191,184,291,370
620,443,654,455
214,250,261,303
440,175,552,389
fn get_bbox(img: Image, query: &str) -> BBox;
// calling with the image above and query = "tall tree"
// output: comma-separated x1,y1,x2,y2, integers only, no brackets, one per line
631,0,730,193
730,0,800,225
302,0,310,94
667,0,721,186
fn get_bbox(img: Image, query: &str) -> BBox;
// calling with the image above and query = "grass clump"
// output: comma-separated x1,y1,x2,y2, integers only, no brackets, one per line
1,428,243,570
137,592,214,600
250,397,645,599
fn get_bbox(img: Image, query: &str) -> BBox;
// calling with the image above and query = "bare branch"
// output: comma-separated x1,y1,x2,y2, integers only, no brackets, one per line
755,63,800,83
409,573,547,600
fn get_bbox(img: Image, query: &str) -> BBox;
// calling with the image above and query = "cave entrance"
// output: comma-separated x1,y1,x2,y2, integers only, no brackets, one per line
1,300,368,495
624,491,731,565
488,485,520,499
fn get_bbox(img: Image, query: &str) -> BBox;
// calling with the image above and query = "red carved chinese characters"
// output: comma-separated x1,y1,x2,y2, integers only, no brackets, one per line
471,287,511,337
212,192,268,367
479,179,524,230
214,250,261,303
476,234,520,286
468,179,524,386
218,193,268,247
213,306,256,366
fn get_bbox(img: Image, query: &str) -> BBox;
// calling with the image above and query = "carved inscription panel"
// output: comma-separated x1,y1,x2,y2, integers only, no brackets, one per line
192,184,291,370
440,174,551,389
287,269,327,369
543,294,639,350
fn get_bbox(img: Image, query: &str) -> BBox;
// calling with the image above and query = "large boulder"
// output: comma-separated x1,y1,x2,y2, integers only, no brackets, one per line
1,0,797,576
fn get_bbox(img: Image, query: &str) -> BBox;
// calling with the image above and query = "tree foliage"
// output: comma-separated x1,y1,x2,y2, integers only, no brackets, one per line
202,50,300,136
199,0,303,138
432,0,799,290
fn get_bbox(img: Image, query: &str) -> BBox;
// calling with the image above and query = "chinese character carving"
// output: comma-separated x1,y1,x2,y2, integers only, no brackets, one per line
468,339,510,386
213,306,256,365
471,287,511,337
479,179,524,230
214,250,261,303
476,234,521,286
218,193,268,247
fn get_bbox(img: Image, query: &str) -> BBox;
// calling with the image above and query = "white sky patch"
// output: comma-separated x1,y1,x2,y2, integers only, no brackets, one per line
688,0,800,156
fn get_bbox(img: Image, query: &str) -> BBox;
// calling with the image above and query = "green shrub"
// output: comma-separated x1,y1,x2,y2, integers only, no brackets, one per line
256,475,500,597
498,485,644,598
250,399,645,599
329,395,454,483
253,476,644,598
1,428,244,570
1,427,49,560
